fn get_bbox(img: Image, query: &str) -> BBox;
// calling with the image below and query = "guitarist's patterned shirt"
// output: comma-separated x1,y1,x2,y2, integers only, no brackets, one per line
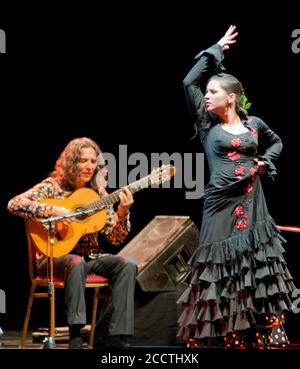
8,177,131,259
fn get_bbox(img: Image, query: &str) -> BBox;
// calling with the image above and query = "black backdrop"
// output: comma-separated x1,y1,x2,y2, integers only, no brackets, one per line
1,3,300,341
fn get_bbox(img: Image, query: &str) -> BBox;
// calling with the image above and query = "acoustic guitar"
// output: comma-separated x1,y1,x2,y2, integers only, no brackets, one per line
27,164,176,257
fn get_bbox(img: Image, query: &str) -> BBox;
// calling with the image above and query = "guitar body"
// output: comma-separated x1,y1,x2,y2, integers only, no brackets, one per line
27,188,107,258
26,164,176,258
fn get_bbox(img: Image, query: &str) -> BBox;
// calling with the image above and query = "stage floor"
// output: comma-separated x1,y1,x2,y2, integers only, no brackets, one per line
0,330,69,349
1,330,300,350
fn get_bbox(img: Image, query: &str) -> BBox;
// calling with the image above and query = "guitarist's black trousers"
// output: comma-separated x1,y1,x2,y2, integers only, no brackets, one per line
37,253,137,336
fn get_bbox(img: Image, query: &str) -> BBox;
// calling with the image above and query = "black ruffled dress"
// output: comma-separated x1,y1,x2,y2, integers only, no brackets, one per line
177,44,296,348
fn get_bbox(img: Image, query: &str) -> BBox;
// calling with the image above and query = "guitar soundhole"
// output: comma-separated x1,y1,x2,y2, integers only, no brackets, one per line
55,232,62,241
75,207,89,221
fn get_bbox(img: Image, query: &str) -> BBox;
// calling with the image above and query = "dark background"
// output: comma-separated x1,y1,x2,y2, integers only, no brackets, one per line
1,3,300,342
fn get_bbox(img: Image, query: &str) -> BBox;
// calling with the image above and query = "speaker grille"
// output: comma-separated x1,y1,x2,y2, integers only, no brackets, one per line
118,216,199,291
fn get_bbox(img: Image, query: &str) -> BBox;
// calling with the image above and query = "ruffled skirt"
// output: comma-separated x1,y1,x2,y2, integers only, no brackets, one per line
177,215,296,348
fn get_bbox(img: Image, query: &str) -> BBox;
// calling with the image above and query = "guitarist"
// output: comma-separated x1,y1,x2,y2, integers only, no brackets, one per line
8,137,136,349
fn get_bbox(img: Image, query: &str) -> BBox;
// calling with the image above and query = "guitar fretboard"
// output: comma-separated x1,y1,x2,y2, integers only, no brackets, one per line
85,175,153,211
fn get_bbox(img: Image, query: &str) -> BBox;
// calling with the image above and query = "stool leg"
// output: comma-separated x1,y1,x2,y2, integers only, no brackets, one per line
20,284,35,348
89,287,100,349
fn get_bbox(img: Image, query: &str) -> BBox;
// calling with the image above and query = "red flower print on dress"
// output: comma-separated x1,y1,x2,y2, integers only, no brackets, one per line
236,219,248,230
228,151,240,161
250,167,257,177
249,128,257,138
233,206,244,217
235,166,246,176
243,183,253,193
247,118,253,123
233,201,251,231
231,138,242,148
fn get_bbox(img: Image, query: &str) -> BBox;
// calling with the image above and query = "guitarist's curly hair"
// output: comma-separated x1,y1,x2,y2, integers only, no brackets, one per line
50,137,101,191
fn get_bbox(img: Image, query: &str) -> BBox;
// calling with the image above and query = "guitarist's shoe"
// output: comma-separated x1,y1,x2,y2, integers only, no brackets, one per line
103,335,131,349
69,337,84,349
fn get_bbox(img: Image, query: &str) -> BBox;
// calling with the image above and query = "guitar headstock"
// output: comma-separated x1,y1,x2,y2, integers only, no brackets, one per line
149,164,176,185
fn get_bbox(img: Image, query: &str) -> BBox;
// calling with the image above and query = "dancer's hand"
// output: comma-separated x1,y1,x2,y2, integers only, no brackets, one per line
253,158,267,174
217,25,238,51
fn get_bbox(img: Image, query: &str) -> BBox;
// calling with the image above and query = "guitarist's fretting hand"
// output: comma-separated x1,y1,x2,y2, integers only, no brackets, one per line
117,187,133,218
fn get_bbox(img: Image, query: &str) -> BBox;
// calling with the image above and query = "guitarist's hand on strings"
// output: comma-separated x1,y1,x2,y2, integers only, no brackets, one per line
52,205,73,227
117,187,133,218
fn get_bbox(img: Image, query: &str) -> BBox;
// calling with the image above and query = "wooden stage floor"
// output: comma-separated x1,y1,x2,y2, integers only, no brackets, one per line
1,330,300,350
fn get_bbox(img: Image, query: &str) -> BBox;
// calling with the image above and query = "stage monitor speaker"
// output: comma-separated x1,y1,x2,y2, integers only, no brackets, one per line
118,215,199,292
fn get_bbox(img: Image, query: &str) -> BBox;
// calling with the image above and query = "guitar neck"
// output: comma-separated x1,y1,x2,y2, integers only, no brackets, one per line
86,175,153,211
